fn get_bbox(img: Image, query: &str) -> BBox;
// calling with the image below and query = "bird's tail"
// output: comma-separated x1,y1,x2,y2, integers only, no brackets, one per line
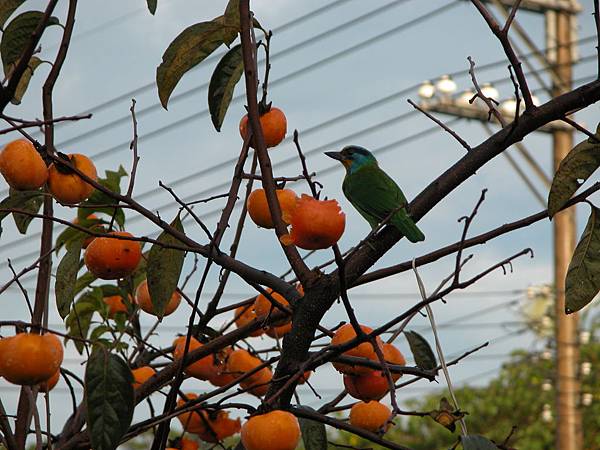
391,211,425,243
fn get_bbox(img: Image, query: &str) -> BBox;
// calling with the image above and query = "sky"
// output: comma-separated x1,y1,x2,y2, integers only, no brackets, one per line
0,0,599,443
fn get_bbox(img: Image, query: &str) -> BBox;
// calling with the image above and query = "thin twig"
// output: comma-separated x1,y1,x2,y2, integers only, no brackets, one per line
127,99,140,198
408,99,471,151
0,114,91,135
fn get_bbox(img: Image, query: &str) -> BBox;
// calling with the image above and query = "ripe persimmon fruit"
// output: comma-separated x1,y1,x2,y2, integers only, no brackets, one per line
280,194,345,250
331,323,382,375
132,365,156,389
134,279,181,317
0,139,48,190
173,336,218,380
84,231,141,279
382,343,406,381
207,347,238,387
103,294,130,318
234,304,264,337
48,153,97,204
344,371,389,401
177,393,241,441
0,333,63,385
169,438,199,450
225,349,268,385
297,370,311,385
265,321,292,339
40,368,61,393
254,284,302,326
239,107,287,148
241,366,272,397
349,401,391,433
247,188,297,229
241,410,301,450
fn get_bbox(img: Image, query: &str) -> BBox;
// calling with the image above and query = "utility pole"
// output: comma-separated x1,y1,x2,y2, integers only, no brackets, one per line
417,1,583,448
547,6,581,449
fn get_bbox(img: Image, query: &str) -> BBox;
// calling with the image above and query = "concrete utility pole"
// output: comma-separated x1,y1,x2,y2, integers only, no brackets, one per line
547,6,582,449
417,1,584,448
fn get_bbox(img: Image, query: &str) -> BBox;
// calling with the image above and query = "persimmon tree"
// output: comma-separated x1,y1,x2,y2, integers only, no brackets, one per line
0,1,599,450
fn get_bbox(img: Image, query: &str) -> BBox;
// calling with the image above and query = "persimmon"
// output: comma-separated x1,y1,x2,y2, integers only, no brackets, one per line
177,394,240,442
195,410,241,443
241,366,272,397
135,279,181,317
173,336,218,380
265,321,292,339
247,188,297,229
254,284,303,326
241,410,300,450
382,343,406,381
103,295,129,318
349,401,391,433
166,439,198,450
239,107,287,148
179,438,199,450
331,323,382,375
47,153,97,204
40,368,61,393
0,333,63,385
0,139,48,190
73,214,104,248
234,304,264,337
84,231,141,279
280,194,345,250
225,349,268,385
132,366,156,389
207,347,238,387
177,393,206,433
344,371,389,401
298,370,311,385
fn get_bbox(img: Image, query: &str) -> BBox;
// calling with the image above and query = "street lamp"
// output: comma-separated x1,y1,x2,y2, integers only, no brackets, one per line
457,89,475,107
418,80,435,99
435,75,457,100
481,82,499,101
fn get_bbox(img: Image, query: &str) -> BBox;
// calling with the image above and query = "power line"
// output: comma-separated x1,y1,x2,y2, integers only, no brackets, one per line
23,0,412,149
5,52,597,257
0,117,458,282
5,0,457,180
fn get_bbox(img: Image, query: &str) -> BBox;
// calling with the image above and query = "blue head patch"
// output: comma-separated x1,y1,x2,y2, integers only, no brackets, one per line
340,145,377,173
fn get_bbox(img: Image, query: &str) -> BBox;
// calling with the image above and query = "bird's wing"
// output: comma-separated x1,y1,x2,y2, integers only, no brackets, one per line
343,164,408,225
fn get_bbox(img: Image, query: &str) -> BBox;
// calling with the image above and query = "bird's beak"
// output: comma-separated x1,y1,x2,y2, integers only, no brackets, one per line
324,151,344,162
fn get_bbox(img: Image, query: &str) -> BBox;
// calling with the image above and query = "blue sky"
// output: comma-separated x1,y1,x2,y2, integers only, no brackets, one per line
0,0,599,439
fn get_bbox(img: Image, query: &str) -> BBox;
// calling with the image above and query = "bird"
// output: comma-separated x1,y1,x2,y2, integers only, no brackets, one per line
324,145,425,243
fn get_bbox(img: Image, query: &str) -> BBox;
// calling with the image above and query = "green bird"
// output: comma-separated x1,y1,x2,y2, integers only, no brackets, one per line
325,145,425,243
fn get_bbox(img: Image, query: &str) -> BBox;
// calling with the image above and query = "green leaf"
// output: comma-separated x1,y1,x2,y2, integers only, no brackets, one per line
85,347,134,450
146,0,157,15
10,55,41,104
0,0,26,29
11,188,42,233
75,271,97,295
55,238,84,319
78,166,127,227
548,124,600,217
565,205,600,314
221,0,240,45
146,216,185,319
298,407,327,450
65,288,103,354
208,43,244,131
156,21,228,109
1,11,59,69
461,434,499,449
404,330,436,370
0,190,42,236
